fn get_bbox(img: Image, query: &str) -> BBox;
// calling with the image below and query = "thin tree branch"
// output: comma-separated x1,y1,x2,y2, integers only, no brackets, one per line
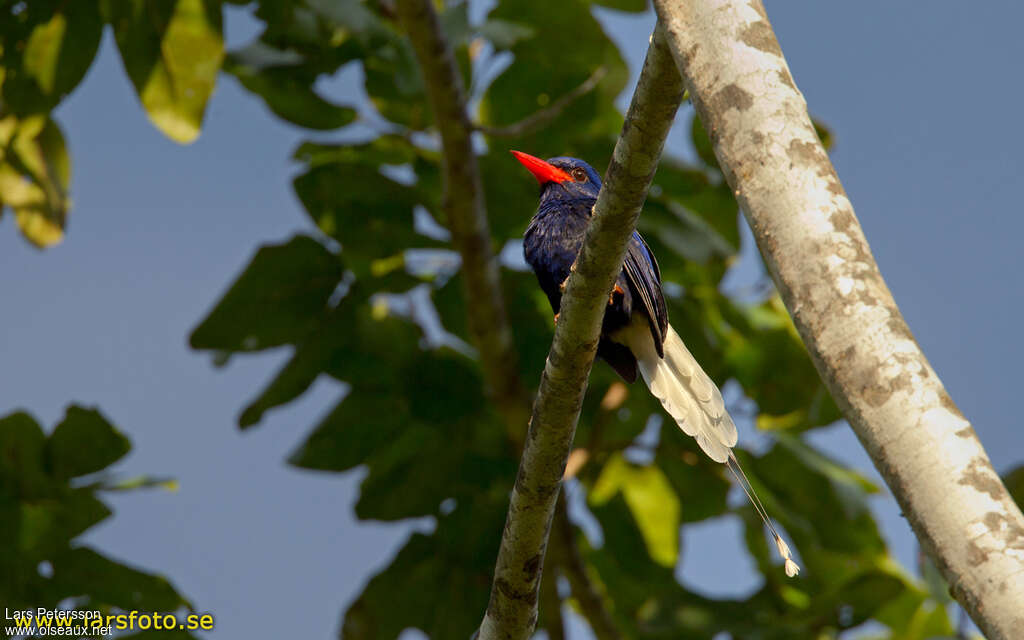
476,67,608,138
652,1,1024,638
395,0,529,434
550,496,623,640
478,26,684,640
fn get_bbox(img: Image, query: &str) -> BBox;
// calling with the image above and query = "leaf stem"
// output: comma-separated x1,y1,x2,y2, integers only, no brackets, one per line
475,67,608,138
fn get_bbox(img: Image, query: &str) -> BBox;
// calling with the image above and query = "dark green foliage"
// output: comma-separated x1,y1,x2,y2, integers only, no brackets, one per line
0,0,103,118
2,0,956,638
0,408,196,634
342,495,507,639
189,234,345,352
105,0,225,143
226,56,357,129
1,0,227,245
1004,464,1024,509
48,406,132,480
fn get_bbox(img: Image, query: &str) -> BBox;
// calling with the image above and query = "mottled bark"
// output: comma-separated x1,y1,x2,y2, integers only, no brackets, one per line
395,0,529,434
478,27,684,640
652,1,1024,637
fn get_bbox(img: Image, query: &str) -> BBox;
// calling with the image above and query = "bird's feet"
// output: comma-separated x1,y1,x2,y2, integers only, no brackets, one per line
553,312,560,324
608,283,624,305
559,260,578,293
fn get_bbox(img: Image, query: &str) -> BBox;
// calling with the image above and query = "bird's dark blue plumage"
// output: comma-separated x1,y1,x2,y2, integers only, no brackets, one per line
511,152,800,576
515,153,668,382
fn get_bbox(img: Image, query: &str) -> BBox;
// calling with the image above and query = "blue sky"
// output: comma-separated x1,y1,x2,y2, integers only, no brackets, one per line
2,3,1022,638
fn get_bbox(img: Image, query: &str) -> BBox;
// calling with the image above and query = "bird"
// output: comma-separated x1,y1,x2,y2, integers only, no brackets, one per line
513,150,799,578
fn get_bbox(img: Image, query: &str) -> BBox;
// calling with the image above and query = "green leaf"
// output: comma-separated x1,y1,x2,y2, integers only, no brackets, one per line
874,582,955,639
292,162,433,274
402,349,486,423
293,135,416,169
716,294,841,432
49,546,192,611
648,158,740,255
353,423,461,520
584,495,695,631
364,52,429,128
235,317,350,428
479,149,544,241
572,372,660,458
0,410,49,495
97,475,180,492
479,0,628,152
439,2,471,48
657,433,731,523
813,116,835,151
356,423,511,523
1003,463,1024,511
591,0,648,11
225,56,357,130
774,432,879,494
18,490,111,556
435,268,561,391
918,551,953,605
739,442,885,562
305,0,388,41
225,40,304,69
342,496,506,639
0,0,104,116
190,235,344,352
0,0,104,117
591,453,681,567
107,0,225,143
477,19,535,49
827,570,913,628
289,389,409,472
22,7,95,97
0,116,71,247
47,406,131,480
0,408,194,617
243,286,421,428
291,344,512,521
690,113,719,170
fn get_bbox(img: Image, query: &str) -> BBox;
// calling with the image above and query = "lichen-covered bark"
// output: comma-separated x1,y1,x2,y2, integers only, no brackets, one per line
478,27,684,640
653,1,1024,637
395,0,528,434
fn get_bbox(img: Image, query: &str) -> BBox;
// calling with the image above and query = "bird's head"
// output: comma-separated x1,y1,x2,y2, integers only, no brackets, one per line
511,151,601,203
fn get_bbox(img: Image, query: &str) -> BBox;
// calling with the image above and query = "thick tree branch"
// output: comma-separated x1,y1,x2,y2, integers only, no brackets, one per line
478,27,684,640
395,0,529,432
653,1,1024,637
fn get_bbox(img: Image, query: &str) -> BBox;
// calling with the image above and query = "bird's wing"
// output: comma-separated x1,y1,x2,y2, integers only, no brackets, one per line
622,231,669,356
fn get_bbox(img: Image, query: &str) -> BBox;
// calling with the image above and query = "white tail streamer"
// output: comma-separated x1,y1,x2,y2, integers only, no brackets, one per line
627,323,800,577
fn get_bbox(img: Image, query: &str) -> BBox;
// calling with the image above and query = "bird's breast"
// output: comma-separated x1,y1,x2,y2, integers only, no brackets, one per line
523,203,592,301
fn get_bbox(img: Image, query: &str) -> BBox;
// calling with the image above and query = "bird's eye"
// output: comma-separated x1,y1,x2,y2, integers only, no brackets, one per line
571,167,588,182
